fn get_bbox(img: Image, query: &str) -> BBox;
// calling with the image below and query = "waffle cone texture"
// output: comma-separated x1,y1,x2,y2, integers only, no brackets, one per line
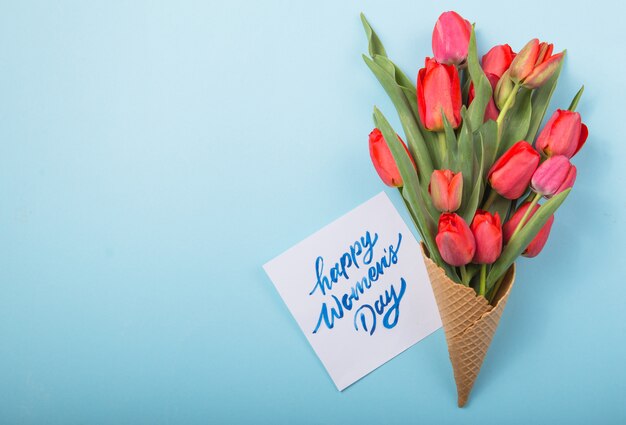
421,243,516,407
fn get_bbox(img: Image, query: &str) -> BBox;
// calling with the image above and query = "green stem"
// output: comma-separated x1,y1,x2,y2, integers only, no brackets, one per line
496,81,521,142
510,192,542,241
460,265,470,287
482,189,499,211
488,274,505,303
479,264,487,297
437,131,448,169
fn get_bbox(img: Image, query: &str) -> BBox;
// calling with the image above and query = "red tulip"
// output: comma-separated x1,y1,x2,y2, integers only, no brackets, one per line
469,72,500,122
436,213,476,266
488,141,541,199
417,58,462,131
535,109,588,158
369,128,414,187
482,44,516,78
470,210,502,264
531,155,577,198
508,39,564,89
429,170,463,212
432,11,472,65
503,202,554,257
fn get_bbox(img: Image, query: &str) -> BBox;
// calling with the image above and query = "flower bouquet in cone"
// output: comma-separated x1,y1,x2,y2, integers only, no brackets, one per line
361,11,587,406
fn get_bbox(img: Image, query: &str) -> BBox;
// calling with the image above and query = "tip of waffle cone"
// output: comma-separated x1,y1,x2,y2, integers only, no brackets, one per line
458,395,468,408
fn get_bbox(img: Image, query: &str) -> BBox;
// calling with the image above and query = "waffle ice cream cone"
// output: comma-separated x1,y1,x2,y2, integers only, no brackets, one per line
421,243,516,407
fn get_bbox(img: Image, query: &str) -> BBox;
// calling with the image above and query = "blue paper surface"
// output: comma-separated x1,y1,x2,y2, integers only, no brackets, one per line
0,0,624,423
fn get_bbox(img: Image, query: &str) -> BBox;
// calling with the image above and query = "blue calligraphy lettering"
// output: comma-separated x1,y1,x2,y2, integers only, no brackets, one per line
310,232,405,335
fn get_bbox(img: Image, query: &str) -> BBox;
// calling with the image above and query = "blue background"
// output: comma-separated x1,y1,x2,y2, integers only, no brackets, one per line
1,0,624,423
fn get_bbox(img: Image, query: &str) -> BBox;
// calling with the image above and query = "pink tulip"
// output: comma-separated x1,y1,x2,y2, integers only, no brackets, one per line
436,213,476,266
417,58,462,131
482,44,516,78
471,210,502,264
535,109,588,158
429,170,463,212
368,128,414,187
432,11,472,65
531,155,577,198
508,39,564,89
503,202,554,257
488,141,541,199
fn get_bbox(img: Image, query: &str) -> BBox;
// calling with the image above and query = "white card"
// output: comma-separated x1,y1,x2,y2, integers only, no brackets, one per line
263,192,441,390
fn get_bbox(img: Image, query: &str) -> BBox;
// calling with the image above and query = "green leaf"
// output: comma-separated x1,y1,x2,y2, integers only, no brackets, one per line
363,55,434,186
488,193,512,223
498,88,532,156
373,108,440,260
361,15,437,168
360,13,387,58
486,189,571,289
361,15,420,128
442,113,458,170
457,107,474,205
526,52,565,142
460,131,484,224
372,51,395,75
373,55,417,119
466,27,492,130
383,57,437,147
478,119,498,181
568,85,584,111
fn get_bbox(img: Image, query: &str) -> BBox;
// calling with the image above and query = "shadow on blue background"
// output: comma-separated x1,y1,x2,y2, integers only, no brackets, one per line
0,0,624,423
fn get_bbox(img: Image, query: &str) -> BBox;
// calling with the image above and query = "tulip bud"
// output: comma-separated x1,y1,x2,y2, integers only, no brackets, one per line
524,54,564,89
429,170,463,212
488,141,541,199
368,128,414,187
531,155,577,198
509,39,540,82
470,210,502,264
482,44,516,78
432,11,472,65
508,39,564,89
535,109,588,158
436,213,476,266
503,202,554,257
495,70,515,110
417,58,462,132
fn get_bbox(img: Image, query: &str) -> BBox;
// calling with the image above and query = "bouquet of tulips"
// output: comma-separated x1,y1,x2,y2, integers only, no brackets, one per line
362,11,587,406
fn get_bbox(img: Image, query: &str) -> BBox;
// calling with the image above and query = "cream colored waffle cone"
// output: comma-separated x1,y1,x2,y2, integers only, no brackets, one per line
421,243,515,407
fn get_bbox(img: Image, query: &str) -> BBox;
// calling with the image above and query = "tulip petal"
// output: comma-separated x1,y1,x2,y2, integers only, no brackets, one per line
482,44,516,79
432,11,472,65
488,141,540,199
436,213,476,266
471,210,503,264
419,59,462,131
554,165,576,196
573,123,588,157
523,52,564,89
523,214,554,257
509,38,539,81
536,109,583,158
530,155,571,197
448,171,463,212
